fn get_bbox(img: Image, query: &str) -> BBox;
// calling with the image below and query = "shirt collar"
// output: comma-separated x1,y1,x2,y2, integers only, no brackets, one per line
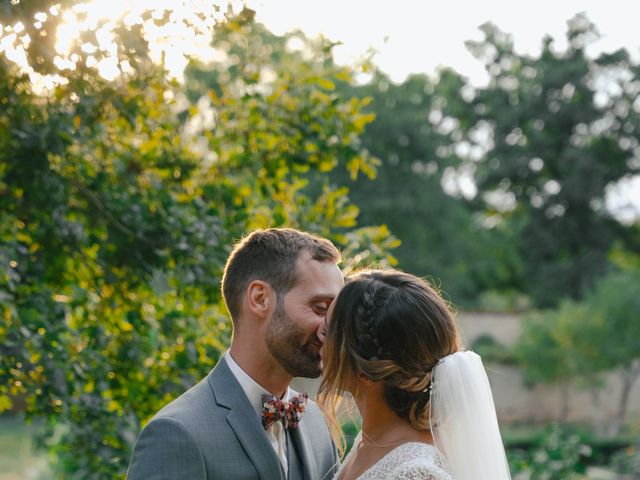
224,351,291,418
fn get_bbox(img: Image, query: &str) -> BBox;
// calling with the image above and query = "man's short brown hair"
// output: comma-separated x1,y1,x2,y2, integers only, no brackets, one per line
221,228,341,322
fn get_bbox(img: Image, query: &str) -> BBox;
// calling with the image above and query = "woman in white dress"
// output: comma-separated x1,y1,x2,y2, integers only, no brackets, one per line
318,269,511,480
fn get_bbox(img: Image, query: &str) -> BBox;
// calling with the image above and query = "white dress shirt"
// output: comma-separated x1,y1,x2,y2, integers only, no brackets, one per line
224,351,290,475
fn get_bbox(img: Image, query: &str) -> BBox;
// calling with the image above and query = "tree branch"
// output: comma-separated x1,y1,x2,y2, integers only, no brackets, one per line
66,177,154,246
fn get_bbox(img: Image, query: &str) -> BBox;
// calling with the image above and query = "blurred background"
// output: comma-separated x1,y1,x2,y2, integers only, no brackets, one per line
1,0,639,478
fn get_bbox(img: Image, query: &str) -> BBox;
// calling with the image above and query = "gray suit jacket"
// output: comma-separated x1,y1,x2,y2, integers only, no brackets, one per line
127,357,338,480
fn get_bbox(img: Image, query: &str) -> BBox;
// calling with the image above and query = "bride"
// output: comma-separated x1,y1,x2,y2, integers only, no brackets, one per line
317,269,511,480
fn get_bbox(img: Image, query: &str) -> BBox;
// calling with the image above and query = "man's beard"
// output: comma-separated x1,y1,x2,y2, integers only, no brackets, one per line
266,301,322,378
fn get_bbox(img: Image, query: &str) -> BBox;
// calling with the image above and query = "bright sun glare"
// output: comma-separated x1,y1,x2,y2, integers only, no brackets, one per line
0,0,238,90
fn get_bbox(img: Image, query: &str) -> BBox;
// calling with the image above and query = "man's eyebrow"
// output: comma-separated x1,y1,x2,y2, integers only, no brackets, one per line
309,293,334,302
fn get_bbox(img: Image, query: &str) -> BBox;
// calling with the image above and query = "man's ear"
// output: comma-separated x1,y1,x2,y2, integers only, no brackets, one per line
246,280,274,319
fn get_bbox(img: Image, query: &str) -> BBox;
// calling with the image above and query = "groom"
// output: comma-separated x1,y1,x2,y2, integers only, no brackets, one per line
127,228,344,480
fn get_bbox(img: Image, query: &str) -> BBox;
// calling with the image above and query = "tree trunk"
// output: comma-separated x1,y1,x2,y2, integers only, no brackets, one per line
560,382,570,422
589,385,605,437
609,364,640,437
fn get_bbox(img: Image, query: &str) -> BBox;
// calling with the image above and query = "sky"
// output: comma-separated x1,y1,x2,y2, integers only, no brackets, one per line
4,0,638,87
251,0,640,86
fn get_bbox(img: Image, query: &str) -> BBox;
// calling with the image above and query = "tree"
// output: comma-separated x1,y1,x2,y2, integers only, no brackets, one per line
515,309,577,421
0,4,396,478
515,267,640,434
585,269,640,435
471,334,516,365
449,14,640,307
334,70,523,306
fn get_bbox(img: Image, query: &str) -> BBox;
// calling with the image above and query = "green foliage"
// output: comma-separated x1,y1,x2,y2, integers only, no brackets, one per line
340,418,361,456
608,445,640,477
336,14,640,309
0,5,397,479
446,15,640,307
470,334,516,364
505,423,640,478
476,289,531,312
508,424,593,479
334,71,523,306
515,309,576,387
514,303,591,420
514,268,640,431
587,269,640,367
584,268,640,434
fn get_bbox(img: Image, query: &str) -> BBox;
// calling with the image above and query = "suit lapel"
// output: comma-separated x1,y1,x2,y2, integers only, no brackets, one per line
290,415,317,480
208,358,285,480
226,408,286,480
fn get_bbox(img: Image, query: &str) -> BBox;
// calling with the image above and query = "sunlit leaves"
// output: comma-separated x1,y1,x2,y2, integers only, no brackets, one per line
0,5,396,479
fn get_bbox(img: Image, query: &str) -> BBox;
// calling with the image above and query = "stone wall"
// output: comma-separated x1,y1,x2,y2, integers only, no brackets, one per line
457,311,640,426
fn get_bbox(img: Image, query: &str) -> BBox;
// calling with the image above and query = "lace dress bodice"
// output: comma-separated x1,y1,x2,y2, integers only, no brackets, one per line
334,433,453,480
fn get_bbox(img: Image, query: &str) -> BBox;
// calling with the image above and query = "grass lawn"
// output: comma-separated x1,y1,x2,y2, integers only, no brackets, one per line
0,415,50,480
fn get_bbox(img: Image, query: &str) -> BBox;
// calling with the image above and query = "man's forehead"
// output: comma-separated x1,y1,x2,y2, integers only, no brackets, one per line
294,255,343,295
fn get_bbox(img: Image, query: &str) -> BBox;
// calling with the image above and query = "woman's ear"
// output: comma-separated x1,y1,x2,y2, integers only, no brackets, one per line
246,280,274,319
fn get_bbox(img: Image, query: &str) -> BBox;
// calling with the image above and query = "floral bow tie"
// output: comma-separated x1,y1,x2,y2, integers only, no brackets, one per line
261,392,309,430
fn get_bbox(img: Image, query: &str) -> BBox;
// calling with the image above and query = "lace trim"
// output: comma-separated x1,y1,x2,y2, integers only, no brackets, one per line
334,432,453,480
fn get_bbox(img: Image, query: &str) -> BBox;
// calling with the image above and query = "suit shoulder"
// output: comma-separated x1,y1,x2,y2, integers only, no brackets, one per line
128,417,206,479
152,375,218,427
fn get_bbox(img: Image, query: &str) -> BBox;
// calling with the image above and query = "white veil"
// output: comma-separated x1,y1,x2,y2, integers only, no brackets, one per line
429,351,511,480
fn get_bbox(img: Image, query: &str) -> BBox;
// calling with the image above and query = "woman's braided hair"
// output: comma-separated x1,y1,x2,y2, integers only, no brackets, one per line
354,279,387,360
318,269,461,439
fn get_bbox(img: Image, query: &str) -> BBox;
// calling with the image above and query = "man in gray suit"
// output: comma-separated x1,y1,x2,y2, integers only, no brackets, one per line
127,228,344,480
